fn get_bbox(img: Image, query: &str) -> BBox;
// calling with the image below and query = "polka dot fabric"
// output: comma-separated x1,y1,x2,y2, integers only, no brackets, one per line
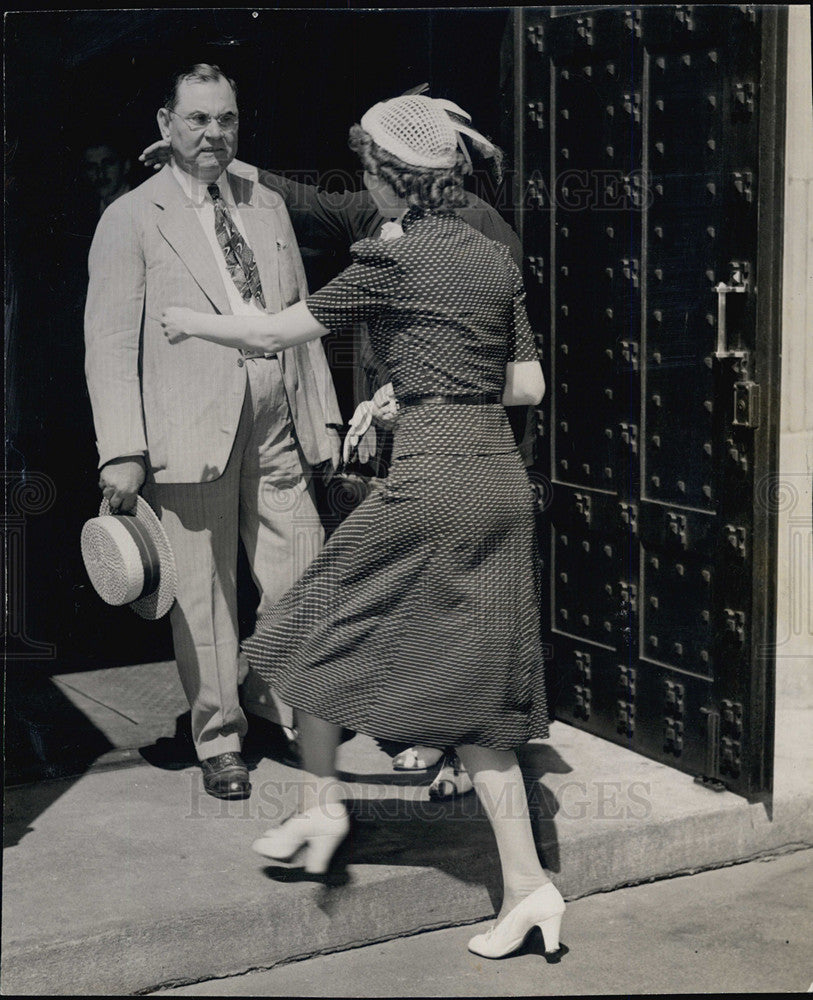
242,208,549,749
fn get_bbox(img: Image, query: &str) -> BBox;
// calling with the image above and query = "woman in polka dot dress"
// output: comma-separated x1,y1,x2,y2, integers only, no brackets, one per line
162,95,565,962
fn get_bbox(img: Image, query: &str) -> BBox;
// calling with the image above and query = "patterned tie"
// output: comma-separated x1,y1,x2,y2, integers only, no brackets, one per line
207,183,266,309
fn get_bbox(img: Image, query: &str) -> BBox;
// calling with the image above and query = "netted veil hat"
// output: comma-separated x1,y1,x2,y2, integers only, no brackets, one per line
361,94,497,169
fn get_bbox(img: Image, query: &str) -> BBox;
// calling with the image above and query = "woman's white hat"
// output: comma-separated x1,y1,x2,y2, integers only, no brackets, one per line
81,495,177,620
361,94,496,169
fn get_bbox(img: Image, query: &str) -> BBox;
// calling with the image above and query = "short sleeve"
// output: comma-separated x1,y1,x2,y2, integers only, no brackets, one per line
306,238,402,331
507,263,538,362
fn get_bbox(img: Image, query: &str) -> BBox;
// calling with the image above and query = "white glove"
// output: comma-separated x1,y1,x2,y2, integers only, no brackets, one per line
343,384,399,464
343,400,376,464
371,382,398,430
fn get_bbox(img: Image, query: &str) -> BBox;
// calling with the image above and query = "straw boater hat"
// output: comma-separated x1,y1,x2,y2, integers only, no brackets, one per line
81,496,177,620
360,94,497,169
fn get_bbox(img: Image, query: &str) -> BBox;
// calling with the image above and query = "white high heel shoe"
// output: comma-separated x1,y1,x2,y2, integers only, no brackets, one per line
251,803,350,874
467,882,566,960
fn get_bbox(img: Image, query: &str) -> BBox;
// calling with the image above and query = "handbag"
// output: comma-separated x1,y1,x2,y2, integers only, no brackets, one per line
319,454,387,534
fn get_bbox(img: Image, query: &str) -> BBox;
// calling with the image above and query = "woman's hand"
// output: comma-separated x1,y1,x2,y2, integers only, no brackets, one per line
343,400,376,464
370,382,398,429
139,138,171,171
161,307,200,344
342,384,397,462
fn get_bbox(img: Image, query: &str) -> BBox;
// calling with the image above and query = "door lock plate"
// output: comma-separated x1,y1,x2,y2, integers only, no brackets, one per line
733,381,760,428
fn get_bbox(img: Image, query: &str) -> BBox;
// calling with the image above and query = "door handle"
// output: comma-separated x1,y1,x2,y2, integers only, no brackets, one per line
713,263,750,359
712,263,760,427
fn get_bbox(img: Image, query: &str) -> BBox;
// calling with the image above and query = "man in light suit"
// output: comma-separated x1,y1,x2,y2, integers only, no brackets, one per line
85,64,341,799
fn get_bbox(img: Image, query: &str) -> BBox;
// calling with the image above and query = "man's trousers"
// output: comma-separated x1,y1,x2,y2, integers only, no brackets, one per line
144,358,324,759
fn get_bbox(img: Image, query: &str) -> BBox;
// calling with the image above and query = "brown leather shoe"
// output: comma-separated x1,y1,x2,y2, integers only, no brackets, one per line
200,752,251,800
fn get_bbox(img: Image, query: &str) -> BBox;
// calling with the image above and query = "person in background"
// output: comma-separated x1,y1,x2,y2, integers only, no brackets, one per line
64,136,133,323
81,138,132,218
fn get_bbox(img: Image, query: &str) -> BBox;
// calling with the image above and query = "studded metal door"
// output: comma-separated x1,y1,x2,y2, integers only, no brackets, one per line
517,6,786,796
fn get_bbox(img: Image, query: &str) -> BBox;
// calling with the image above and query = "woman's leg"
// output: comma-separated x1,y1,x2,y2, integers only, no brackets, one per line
253,708,348,873
455,744,550,921
294,709,344,813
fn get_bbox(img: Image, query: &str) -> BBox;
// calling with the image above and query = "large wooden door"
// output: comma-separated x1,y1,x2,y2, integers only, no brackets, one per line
518,6,787,796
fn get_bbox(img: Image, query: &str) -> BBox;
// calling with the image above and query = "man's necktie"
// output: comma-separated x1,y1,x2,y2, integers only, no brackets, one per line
207,183,266,309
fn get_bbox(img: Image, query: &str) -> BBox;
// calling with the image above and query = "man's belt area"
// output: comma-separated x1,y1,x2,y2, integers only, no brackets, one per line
241,349,277,360
399,392,503,408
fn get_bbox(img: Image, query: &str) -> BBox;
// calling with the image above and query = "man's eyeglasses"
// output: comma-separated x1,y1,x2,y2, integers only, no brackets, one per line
164,108,239,132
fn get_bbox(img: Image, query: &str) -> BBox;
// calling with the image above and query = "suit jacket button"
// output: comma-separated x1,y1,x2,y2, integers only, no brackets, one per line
237,357,244,367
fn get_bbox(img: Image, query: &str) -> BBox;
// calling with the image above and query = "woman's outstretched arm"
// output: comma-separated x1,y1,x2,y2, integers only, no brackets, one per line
161,301,329,352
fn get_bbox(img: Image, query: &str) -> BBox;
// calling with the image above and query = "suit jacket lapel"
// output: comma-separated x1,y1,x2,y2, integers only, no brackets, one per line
153,167,231,316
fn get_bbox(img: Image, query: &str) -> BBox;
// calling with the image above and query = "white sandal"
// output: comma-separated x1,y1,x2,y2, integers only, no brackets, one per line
392,745,444,771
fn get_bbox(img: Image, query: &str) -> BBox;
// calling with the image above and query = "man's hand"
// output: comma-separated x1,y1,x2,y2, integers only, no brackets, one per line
379,221,404,242
161,307,197,343
99,457,146,514
138,138,171,171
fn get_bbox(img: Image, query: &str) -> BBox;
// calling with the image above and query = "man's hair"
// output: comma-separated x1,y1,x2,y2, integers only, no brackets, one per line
163,63,237,110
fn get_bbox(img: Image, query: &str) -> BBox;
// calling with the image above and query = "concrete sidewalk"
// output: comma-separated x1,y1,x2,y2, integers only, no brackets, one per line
152,850,813,996
3,690,812,996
